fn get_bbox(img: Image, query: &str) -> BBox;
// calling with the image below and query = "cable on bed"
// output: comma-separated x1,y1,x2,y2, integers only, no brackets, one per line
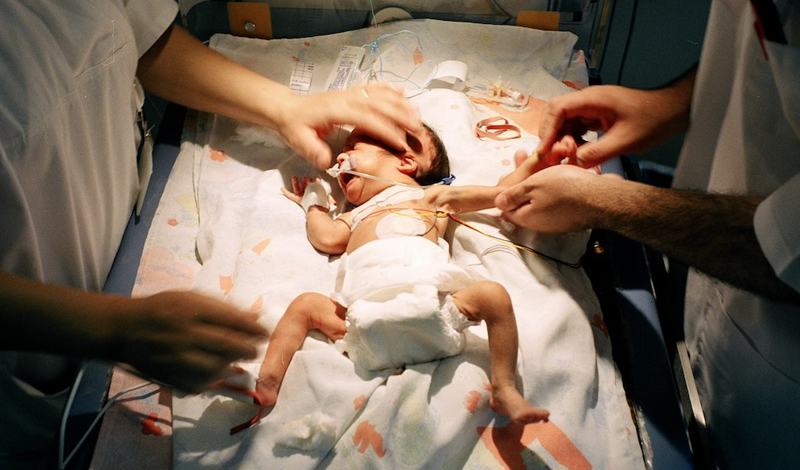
57,362,161,470
362,0,438,91
355,30,439,95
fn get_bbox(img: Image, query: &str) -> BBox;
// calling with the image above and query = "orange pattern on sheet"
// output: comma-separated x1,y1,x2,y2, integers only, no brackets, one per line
464,383,493,414
210,148,227,162
353,421,386,457
252,238,271,255
220,275,233,296
477,421,591,470
465,390,483,414
354,395,367,411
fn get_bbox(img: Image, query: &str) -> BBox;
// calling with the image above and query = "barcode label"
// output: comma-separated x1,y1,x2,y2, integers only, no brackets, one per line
290,60,314,95
324,46,365,92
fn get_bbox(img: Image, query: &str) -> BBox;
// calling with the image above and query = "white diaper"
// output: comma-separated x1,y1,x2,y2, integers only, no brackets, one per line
333,237,482,371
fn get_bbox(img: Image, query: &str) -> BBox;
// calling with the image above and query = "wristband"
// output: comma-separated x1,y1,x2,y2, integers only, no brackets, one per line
300,182,330,213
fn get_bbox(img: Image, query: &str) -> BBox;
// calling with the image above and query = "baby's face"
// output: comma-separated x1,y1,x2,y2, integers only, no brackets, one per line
334,128,434,204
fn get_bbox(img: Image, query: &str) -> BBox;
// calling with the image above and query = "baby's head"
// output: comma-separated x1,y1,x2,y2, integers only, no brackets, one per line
333,123,450,204
338,122,449,185
413,123,450,186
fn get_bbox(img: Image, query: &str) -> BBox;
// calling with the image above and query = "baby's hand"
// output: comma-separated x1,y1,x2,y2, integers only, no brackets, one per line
282,176,335,213
280,175,316,206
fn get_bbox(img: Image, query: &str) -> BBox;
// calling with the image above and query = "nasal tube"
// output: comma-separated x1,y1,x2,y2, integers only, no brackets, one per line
326,154,356,178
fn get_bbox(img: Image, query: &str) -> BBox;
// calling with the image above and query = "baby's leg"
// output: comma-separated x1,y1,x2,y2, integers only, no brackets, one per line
257,292,347,406
452,281,549,425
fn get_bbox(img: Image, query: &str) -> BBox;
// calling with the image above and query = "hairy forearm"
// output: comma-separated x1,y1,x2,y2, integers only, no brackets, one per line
594,181,800,303
137,24,292,131
0,272,116,357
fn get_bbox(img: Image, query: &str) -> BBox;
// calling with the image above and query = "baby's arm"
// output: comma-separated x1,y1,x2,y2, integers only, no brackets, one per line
282,176,351,254
426,184,500,215
306,208,351,255
427,154,553,214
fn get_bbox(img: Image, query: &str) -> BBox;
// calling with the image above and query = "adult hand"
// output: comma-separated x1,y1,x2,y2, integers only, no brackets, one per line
110,291,267,393
276,83,422,170
497,149,556,189
495,164,611,233
536,83,692,169
138,25,421,172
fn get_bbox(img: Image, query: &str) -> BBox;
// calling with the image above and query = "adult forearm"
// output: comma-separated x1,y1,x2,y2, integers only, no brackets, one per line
0,272,115,357
595,182,800,303
137,24,291,131
1,272,269,392
651,66,696,138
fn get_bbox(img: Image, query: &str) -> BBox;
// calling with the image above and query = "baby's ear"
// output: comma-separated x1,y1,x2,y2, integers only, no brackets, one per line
397,153,418,176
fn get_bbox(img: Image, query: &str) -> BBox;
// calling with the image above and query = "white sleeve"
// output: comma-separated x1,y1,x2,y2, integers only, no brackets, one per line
124,0,179,58
754,172,800,293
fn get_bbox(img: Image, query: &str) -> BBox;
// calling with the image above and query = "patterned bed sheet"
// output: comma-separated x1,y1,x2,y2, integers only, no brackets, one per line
125,19,644,469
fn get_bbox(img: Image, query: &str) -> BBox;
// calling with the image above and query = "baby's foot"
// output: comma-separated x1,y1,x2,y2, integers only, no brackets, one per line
490,385,549,425
255,374,281,407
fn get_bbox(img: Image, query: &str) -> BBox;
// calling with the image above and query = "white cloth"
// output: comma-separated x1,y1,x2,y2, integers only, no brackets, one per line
333,237,481,370
0,0,178,461
673,0,800,467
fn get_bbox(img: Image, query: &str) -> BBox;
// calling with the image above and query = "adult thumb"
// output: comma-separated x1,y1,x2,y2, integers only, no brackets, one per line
288,131,334,170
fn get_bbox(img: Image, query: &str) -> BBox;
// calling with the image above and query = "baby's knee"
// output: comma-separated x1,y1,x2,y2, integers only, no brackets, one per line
286,292,327,319
290,292,325,307
453,281,513,320
474,281,512,307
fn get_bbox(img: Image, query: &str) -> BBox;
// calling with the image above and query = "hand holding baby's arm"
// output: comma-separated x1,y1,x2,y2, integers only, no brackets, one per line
496,150,553,189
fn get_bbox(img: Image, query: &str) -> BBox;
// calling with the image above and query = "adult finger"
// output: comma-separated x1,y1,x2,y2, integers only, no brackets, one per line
573,132,626,168
536,92,594,155
195,307,267,338
362,83,422,131
495,180,535,213
344,84,422,152
184,323,263,362
286,126,336,169
513,149,529,168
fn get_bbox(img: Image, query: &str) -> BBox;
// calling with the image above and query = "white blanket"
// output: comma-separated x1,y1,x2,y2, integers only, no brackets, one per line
137,19,645,469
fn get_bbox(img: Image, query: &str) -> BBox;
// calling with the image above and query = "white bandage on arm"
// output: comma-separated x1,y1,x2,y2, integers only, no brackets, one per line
300,182,331,213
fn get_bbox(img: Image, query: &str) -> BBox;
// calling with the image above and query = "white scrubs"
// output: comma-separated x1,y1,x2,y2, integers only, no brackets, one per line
0,0,178,464
673,0,800,467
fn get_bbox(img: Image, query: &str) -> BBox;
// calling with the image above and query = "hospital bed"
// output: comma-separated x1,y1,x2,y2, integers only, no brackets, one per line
58,2,704,469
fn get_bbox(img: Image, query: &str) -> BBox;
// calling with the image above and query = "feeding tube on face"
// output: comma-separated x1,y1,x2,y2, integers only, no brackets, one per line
326,154,357,178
